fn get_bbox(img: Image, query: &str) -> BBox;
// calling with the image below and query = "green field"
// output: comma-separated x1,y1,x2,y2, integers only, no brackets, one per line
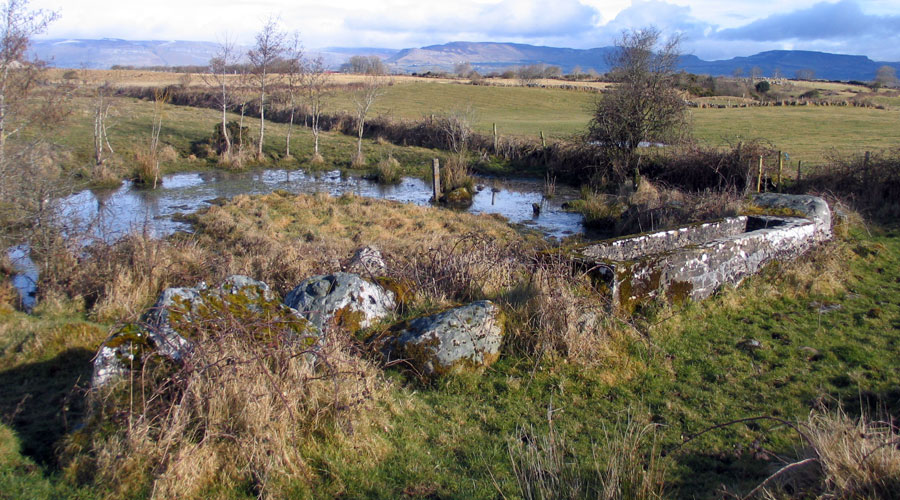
328,80,597,139
326,81,899,166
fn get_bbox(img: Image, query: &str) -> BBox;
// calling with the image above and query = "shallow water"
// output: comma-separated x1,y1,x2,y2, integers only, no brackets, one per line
7,245,38,313
60,168,587,240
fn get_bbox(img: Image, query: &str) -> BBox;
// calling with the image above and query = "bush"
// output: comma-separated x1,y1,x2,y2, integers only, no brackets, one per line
755,80,770,93
371,155,401,184
799,89,820,99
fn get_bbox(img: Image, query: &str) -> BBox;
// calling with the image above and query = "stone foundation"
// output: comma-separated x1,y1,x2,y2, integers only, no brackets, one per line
576,194,832,311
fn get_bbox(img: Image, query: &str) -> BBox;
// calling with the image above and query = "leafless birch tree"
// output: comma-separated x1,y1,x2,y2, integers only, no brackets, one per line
248,17,285,160
350,72,384,166
205,34,236,161
283,32,303,159
301,54,330,163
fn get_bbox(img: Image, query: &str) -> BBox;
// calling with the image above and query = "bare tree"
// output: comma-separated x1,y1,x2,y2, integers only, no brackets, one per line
587,27,686,186
0,0,58,167
517,64,545,86
750,66,763,81
341,55,386,74
350,72,385,166
0,0,66,247
205,34,236,160
875,65,898,89
248,17,285,160
301,54,330,163
283,32,303,159
92,82,114,175
795,68,815,81
454,61,473,78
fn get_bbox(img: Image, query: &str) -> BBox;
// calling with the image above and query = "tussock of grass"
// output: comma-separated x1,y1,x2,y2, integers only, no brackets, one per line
803,408,900,498
509,416,667,500
371,155,401,184
64,307,392,498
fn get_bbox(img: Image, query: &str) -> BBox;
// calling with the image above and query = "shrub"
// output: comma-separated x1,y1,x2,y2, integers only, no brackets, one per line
799,89,820,100
755,80,770,93
371,155,401,184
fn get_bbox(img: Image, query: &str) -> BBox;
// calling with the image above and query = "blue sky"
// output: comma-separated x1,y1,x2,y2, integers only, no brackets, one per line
31,0,900,61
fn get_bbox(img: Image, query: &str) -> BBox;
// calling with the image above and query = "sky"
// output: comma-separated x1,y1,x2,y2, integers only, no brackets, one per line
29,0,900,61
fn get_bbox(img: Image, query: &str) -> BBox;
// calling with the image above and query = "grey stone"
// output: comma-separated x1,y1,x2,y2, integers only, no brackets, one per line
345,246,386,275
92,275,317,388
752,193,832,240
285,272,395,332
382,300,504,376
738,338,763,350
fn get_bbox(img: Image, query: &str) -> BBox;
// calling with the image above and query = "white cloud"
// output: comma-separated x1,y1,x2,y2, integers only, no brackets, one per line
27,0,900,60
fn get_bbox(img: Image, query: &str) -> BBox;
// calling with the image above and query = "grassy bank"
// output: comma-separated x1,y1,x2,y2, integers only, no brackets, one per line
1,190,898,498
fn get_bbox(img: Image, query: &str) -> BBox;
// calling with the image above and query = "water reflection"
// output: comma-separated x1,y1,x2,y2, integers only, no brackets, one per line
59,168,586,241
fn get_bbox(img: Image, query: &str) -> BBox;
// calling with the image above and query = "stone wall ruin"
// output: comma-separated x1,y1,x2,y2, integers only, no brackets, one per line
576,194,832,311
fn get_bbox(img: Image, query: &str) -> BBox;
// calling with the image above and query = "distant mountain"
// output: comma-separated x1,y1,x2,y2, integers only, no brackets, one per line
678,50,900,81
29,39,398,70
31,39,223,68
389,42,900,81
388,41,615,74
30,38,900,82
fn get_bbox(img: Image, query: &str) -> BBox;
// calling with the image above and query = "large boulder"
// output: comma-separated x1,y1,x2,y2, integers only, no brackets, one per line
92,276,317,388
284,272,396,333
381,300,504,376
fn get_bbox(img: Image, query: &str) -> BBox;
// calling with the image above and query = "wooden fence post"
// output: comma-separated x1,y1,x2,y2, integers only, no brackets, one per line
540,130,545,149
493,123,498,153
797,160,802,184
757,155,763,193
432,158,441,201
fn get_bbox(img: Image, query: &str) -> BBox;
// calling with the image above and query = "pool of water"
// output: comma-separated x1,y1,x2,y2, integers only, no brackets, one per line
60,168,587,240
6,245,38,313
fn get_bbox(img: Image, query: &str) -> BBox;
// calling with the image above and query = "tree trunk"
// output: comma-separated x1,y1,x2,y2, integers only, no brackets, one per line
286,96,294,158
258,87,265,159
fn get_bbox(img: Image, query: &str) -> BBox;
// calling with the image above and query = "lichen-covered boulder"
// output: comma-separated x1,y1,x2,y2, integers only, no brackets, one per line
285,272,395,333
345,246,386,275
440,187,474,208
92,275,318,388
381,300,504,376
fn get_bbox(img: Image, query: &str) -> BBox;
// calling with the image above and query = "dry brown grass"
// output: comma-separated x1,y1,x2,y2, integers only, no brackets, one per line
509,416,667,500
804,408,900,499
575,180,743,235
65,297,392,499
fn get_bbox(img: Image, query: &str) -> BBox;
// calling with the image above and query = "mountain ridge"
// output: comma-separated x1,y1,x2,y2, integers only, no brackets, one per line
30,38,900,81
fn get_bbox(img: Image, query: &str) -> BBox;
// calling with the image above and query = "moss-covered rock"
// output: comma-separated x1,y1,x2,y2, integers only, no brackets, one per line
380,300,504,377
92,275,319,388
284,272,396,334
440,187,474,208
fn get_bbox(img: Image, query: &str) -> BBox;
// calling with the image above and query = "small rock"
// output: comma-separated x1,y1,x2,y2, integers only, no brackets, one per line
285,272,395,333
738,338,762,350
811,301,842,313
380,300,504,376
799,346,823,361
345,245,386,275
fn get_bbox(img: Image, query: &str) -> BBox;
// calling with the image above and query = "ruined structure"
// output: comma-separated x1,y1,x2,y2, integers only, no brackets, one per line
576,194,832,311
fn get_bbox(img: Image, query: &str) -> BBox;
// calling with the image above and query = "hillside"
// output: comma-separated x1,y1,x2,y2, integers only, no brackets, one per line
30,38,900,81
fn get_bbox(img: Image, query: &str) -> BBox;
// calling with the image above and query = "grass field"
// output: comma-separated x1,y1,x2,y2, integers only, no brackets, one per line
49,70,899,169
